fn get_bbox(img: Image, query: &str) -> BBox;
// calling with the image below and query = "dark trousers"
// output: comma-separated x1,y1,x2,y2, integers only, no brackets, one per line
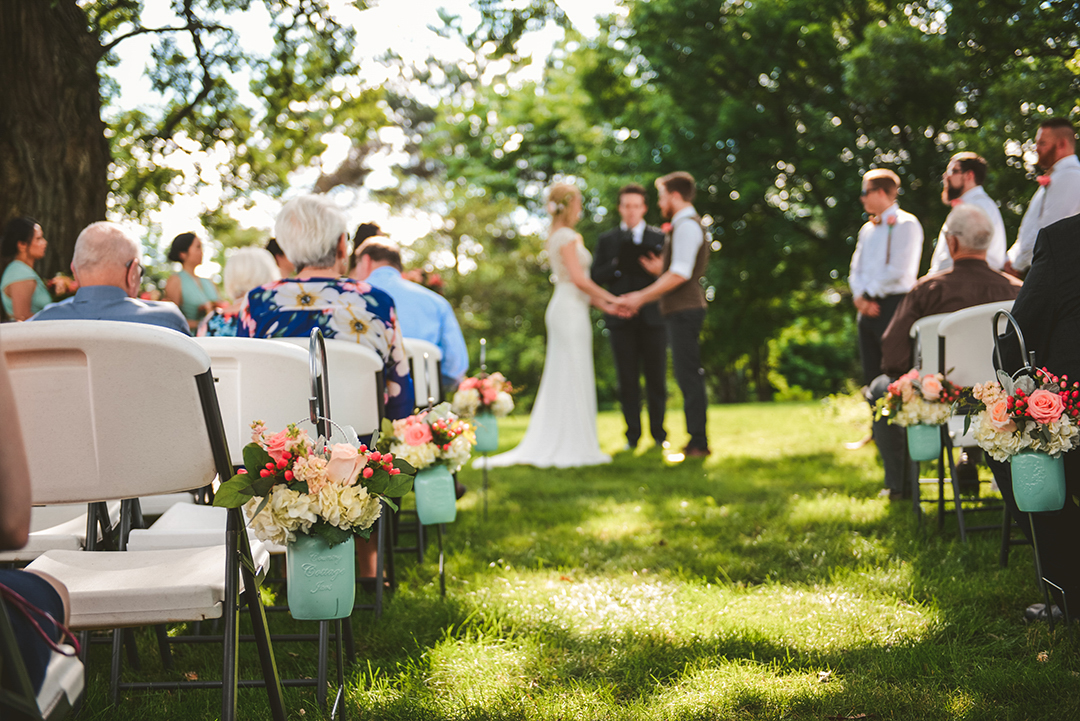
609,317,668,445
989,458,1080,610
666,308,709,451
869,374,918,495
857,294,906,386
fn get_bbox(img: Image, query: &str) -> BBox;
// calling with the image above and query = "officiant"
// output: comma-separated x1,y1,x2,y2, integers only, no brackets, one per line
591,183,668,450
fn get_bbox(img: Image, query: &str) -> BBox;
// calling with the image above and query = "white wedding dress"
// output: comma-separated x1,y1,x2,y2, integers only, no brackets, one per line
480,227,612,468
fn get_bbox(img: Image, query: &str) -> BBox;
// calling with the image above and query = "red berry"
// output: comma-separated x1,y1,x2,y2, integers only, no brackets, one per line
266,462,275,470
276,460,287,470
362,467,374,479
238,468,248,474
284,470,294,481
259,469,271,477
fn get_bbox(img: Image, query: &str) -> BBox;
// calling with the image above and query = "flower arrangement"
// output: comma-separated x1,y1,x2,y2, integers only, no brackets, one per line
213,422,415,547
378,402,475,473
968,368,1080,462
451,372,515,418
874,369,962,427
46,273,78,300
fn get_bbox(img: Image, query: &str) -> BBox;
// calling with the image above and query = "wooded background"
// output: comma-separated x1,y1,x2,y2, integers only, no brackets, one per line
2,0,1077,406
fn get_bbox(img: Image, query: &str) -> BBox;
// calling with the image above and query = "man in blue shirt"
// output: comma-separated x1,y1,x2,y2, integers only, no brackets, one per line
352,235,468,391
32,222,190,335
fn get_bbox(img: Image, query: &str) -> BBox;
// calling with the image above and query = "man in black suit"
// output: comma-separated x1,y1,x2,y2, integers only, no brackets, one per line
997,212,1080,619
591,184,668,450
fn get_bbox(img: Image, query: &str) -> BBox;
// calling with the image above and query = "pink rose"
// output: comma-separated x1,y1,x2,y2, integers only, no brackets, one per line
326,443,364,486
1037,175,1051,187
459,377,480,391
403,422,433,446
1027,389,1065,424
989,399,1016,433
920,375,943,401
886,216,897,226
264,430,291,463
481,387,499,405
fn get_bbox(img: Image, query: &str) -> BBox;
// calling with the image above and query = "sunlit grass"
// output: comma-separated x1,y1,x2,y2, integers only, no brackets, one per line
76,398,1080,720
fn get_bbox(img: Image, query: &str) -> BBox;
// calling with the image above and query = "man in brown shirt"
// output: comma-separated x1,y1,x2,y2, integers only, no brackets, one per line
871,204,1022,499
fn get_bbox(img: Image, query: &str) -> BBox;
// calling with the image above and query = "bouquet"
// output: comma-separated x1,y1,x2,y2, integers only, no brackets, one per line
46,273,79,300
213,422,415,547
451,372,515,418
969,368,1080,462
379,402,475,473
874,369,962,427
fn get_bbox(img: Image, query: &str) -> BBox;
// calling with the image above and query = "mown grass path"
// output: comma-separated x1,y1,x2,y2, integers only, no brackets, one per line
79,400,1080,720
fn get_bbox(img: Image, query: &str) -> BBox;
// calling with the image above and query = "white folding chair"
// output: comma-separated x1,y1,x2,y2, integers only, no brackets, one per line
3,320,285,721
275,337,383,436
923,300,1015,541
403,338,443,408
909,313,950,374
0,503,121,564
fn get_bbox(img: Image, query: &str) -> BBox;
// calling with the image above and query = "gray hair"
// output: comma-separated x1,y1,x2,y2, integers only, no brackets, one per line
943,204,993,252
274,195,347,270
224,246,280,301
72,222,141,273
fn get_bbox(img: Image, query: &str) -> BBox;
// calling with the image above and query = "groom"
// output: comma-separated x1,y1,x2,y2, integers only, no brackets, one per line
616,171,711,457
591,184,668,450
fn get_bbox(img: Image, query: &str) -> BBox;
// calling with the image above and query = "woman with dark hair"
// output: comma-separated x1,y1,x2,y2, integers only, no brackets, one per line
1,217,51,321
163,231,221,330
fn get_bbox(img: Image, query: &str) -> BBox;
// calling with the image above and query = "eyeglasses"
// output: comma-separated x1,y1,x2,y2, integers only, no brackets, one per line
125,257,143,279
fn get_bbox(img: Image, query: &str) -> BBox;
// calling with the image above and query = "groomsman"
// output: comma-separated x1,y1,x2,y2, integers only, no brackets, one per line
1004,117,1080,277
591,184,668,450
926,152,1007,274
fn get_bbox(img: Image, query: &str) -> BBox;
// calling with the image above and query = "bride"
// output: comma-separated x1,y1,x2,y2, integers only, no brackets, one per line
482,183,621,468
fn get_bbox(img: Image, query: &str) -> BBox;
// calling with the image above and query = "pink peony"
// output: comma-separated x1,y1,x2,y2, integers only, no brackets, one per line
920,375,943,401
326,443,365,486
264,430,291,463
403,422,433,446
1027,389,1065,424
989,399,1017,432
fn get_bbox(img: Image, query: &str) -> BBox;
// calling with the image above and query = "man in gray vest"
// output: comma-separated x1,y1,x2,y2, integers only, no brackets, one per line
616,171,711,457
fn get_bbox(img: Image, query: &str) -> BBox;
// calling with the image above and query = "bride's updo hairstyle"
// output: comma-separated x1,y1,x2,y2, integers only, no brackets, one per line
545,182,581,224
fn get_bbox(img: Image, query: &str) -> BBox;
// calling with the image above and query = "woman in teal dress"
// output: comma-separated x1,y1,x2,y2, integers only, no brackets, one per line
163,231,222,331
1,217,51,321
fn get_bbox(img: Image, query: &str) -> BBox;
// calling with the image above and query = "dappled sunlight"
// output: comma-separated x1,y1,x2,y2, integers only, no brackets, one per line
786,491,889,527
646,662,835,718
424,634,532,706
575,501,656,543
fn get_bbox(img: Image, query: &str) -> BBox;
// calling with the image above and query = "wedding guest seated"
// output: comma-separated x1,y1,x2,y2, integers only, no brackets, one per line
870,204,1022,500
163,231,223,332
0,350,72,695
31,221,190,334
238,194,415,421
352,235,468,391
1,217,51,322
266,236,294,277
197,246,280,337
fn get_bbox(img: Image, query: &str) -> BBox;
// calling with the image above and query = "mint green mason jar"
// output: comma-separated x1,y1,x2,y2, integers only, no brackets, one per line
286,534,355,620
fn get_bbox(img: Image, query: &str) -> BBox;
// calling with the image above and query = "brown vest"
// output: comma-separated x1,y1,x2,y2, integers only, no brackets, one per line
659,214,710,316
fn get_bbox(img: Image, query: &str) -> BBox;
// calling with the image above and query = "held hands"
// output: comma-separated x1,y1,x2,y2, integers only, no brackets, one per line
609,292,644,318
852,295,880,318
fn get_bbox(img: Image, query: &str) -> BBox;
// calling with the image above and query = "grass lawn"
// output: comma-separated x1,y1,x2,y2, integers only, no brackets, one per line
75,398,1080,720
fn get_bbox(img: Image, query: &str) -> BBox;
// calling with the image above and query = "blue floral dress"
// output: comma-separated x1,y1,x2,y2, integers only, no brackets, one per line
238,277,415,420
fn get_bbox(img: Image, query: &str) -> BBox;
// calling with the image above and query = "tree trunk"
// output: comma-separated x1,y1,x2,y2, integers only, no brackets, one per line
0,1,108,277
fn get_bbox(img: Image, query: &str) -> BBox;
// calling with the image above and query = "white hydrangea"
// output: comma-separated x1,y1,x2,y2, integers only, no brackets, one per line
442,432,475,473
339,485,382,531
891,396,951,427
243,486,319,545
1041,417,1080,457
491,391,514,417
451,388,481,417
390,440,438,470
974,412,1079,461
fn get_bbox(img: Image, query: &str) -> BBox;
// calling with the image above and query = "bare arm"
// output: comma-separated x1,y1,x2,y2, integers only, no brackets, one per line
0,352,32,550
5,279,37,321
560,239,618,309
163,273,183,307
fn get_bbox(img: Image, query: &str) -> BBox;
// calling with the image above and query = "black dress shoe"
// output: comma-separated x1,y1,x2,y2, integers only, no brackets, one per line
455,480,467,500
955,453,980,496
1024,602,1064,622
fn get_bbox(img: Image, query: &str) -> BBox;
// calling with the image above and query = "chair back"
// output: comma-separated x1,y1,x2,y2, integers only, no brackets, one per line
909,312,951,374
193,338,311,465
274,337,383,435
403,338,443,407
937,300,1016,386
1,321,226,505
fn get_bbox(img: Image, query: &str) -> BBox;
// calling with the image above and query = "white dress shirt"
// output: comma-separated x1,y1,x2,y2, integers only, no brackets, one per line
848,203,923,299
1007,154,1080,273
621,220,646,245
927,185,1007,274
668,206,704,279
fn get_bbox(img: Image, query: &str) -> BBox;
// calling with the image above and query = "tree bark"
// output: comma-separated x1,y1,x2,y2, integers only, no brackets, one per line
0,1,108,277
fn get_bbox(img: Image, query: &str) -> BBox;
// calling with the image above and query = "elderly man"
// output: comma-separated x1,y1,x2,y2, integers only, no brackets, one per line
1004,117,1080,277
31,221,189,334
352,235,468,391
926,152,1008,274
870,205,1022,500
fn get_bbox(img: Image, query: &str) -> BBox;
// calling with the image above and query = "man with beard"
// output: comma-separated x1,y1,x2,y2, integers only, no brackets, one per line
1004,117,1080,278
926,152,1007,275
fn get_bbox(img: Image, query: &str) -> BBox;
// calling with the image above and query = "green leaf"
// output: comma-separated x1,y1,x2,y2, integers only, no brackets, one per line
364,468,391,495
213,477,252,508
382,474,414,498
393,458,416,475
243,443,274,476
381,497,399,513
308,521,353,548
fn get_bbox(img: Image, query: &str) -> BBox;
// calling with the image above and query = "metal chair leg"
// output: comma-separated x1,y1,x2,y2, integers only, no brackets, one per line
437,524,446,598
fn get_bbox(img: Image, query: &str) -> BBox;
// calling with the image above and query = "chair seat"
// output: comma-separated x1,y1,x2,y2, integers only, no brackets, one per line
26,545,268,630
128,503,265,552
0,502,121,563
35,645,84,718
139,492,197,517
947,415,977,448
